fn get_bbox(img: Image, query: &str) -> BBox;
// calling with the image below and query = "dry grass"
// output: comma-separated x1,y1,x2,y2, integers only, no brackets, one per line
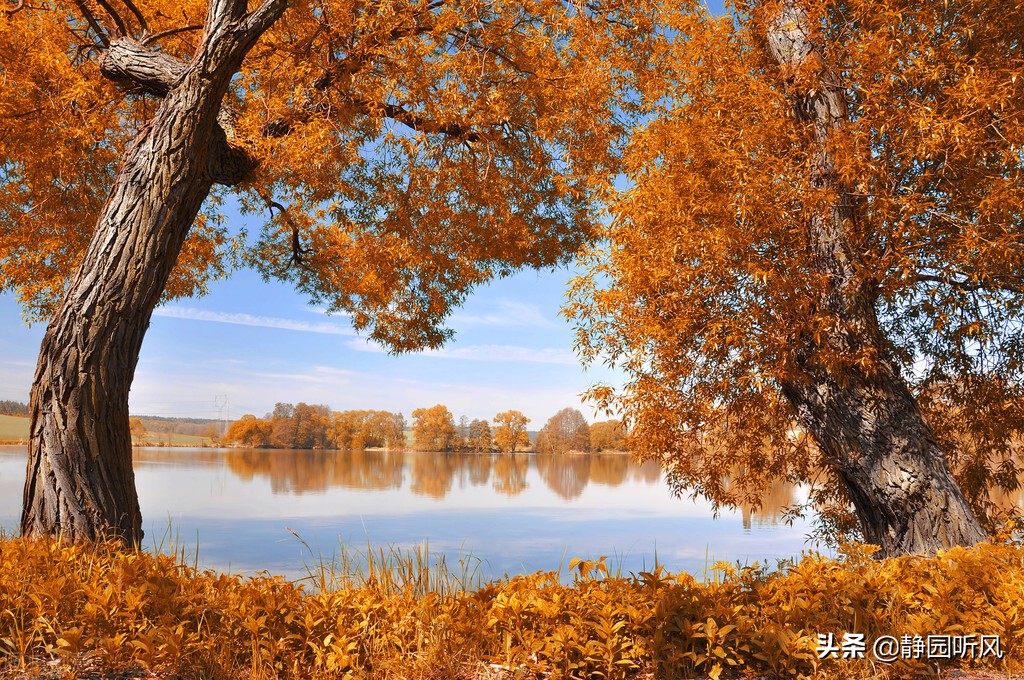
0,537,1022,679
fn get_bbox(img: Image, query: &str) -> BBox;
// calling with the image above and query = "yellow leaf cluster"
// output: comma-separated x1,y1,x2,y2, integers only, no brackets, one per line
567,0,1024,531
1,536,1023,678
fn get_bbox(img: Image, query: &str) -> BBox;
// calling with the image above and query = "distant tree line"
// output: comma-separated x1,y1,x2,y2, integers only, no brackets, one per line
410,404,627,454
226,403,405,450
0,400,29,416
223,401,628,453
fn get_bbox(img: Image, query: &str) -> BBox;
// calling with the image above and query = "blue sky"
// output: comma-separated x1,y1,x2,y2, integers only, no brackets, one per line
0,231,621,427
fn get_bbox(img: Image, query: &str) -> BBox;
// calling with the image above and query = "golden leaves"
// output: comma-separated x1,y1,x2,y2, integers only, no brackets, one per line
3,536,1023,678
568,0,1024,524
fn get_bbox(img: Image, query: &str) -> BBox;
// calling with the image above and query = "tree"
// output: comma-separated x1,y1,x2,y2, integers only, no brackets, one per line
3,0,641,543
569,0,1024,555
492,410,530,453
468,418,492,452
269,402,299,449
292,403,331,449
129,418,147,444
329,409,405,449
589,420,626,453
411,404,458,452
456,415,470,453
225,414,273,448
535,407,589,454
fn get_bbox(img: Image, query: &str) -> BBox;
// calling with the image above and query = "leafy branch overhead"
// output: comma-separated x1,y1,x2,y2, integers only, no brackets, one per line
1,0,643,351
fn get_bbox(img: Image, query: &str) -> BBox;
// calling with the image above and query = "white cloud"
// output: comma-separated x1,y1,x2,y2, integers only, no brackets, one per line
153,307,356,336
450,299,559,329
347,339,576,365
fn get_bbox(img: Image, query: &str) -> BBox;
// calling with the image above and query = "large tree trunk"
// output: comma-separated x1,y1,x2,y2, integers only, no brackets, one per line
763,0,987,555
21,0,285,544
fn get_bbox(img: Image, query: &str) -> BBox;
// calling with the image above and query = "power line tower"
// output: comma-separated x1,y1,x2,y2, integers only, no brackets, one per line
214,395,229,436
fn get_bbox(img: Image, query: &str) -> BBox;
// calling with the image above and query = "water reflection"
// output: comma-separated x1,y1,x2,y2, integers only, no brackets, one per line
741,480,797,531
0,445,813,581
223,449,405,494
196,449,775,521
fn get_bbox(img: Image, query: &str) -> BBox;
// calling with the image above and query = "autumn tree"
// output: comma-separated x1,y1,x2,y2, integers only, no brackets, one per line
225,414,273,448
569,0,1024,555
2,0,644,543
492,410,530,453
535,407,590,454
269,403,299,449
468,418,492,452
292,403,331,449
329,409,405,449
128,418,147,444
589,420,626,453
411,404,458,452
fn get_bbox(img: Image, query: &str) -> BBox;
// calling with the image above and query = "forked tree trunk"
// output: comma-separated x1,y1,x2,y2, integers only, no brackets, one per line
764,0,987,555
21,0,285,544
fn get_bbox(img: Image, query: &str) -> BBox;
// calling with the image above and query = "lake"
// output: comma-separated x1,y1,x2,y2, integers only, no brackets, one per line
0,445,818,582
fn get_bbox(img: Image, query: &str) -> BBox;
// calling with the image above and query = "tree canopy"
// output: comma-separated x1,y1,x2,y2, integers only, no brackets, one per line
492,409,530,453
0,0,642,347
568,0,1024,548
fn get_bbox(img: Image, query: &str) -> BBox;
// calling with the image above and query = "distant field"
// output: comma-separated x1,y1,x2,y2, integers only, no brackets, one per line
136,431,211,447
0,415,211,446
0,414,29,442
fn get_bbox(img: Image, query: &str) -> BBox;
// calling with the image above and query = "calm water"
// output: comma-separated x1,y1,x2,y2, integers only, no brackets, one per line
0,445,817,582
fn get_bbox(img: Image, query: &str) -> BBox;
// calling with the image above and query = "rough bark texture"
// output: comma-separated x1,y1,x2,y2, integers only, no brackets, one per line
21,0,286,544
765,0,987,556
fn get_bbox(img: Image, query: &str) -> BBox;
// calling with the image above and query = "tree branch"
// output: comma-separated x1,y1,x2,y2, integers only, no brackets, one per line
94,0,128,37
141,24,203,47
3,0,24,18
118,0,149,35
71,0,111,48
910,273,1024,295
99,37,187,96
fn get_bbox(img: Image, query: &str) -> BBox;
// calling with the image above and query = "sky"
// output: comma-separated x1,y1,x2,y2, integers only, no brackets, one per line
0,224,623,427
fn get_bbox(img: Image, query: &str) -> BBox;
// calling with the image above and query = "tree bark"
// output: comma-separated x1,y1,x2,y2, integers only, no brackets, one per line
764,0,987,555
21,0,286,544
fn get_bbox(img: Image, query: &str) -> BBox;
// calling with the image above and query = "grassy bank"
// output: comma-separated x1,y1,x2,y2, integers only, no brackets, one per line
0,537,1021,679
0,416,212,446
0,415,28,444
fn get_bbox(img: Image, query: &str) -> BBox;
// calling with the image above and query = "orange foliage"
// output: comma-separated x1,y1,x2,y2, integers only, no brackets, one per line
567,0,1024,534
492,409,530,453
411,404,457,452
0,0,649,344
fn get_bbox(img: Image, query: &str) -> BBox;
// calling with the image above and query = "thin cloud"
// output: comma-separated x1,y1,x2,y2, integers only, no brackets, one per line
450,299,559,329
153,307,356,336
348,339,576,365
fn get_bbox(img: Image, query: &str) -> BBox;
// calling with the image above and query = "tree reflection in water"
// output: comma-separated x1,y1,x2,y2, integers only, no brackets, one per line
202,449,795,525
223,449,404,494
